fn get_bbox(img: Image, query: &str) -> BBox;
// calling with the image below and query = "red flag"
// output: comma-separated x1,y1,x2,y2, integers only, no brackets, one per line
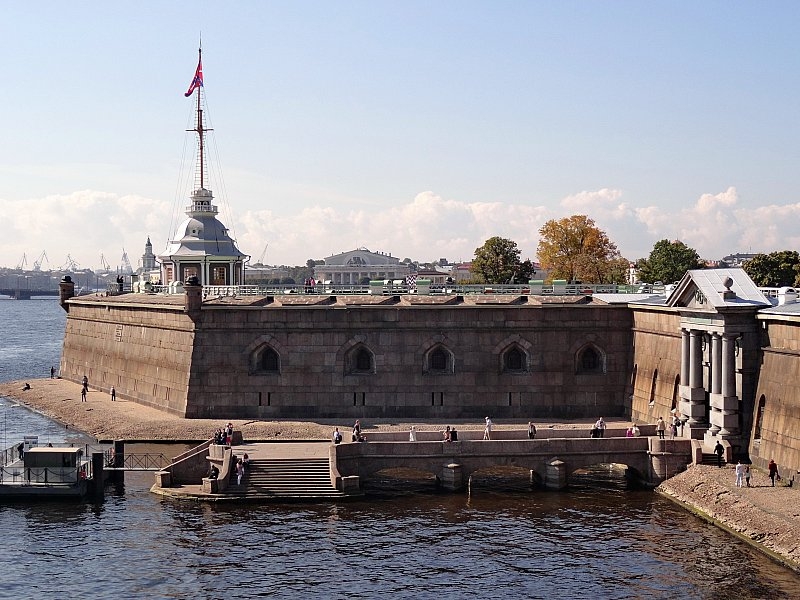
184,58,203,97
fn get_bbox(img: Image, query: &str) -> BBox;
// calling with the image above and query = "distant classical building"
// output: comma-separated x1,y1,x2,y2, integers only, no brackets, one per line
314,248,409,285
721,253,757,267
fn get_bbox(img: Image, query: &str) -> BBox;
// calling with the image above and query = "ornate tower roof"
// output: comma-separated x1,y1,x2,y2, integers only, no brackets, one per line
158,46,247,286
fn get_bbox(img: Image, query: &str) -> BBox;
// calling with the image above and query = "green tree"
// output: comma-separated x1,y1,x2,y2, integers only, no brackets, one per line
635,239,704,284
537,215,622,282
472,236,533,283
742,251,800,287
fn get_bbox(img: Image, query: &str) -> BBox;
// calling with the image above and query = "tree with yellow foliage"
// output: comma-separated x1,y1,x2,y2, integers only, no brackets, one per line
537,215,625,283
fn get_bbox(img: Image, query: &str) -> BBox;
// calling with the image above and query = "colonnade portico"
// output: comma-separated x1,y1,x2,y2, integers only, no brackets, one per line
679,326,741,441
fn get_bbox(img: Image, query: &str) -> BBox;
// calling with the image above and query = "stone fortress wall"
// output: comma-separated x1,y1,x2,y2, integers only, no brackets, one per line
186,297,633,420
57,279,800,477
59,292,633,421
60,298,194,416
749,317,800,473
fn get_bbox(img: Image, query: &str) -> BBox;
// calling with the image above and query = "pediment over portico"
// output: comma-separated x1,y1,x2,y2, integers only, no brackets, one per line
666,268,770,312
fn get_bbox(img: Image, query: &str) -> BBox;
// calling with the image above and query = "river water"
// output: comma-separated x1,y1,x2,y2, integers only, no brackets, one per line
1,297,799,599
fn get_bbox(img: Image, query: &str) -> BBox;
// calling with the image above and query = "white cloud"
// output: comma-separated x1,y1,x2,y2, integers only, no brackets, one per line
3,185,800,271
627,187,800,260
1,190,170,271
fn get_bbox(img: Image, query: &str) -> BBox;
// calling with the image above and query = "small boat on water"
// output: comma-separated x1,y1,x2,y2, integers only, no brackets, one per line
0,437,94,499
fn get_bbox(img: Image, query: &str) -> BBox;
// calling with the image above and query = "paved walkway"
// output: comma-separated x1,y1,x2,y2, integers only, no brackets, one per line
233,441,329,460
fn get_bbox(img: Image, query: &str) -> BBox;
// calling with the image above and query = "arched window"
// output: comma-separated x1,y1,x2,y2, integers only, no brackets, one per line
581,348,599,371
430,348,448,371
503,347,527,372
649,369,658,406
671,374,680,411
754,395,766,440
355,348,372,372
425,345,453,374
262,348,280,373
577,345,604,374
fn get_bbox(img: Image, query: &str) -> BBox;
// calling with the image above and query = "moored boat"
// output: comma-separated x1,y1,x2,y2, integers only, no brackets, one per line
0,437,94,499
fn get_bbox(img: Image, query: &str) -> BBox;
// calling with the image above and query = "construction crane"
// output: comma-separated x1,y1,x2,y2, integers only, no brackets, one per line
16,253,27,270
256,243,269,266
98,253,111,273
33,250,50,272
120,249,133,274
60,255,80,271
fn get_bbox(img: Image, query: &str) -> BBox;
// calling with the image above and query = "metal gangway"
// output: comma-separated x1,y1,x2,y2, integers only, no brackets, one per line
103,448,169,471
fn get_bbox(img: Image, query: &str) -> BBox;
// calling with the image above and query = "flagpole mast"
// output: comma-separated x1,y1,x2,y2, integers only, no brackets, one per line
196,46,204,190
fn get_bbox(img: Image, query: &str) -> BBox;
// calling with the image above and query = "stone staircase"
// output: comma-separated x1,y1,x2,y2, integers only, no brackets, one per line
225,457,348,500
701,452,727,467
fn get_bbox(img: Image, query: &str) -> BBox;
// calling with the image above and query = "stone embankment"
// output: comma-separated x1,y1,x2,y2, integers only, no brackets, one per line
658,464,800,571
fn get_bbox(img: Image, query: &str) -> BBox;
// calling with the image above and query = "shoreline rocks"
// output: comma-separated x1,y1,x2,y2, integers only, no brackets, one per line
658,464,800,571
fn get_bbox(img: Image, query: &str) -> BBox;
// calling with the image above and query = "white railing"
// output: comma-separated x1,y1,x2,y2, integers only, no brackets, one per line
128,281,677,298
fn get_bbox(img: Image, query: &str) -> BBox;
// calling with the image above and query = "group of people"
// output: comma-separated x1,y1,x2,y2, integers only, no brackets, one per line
80,375,89,402
625,424,641,437
655,415,683,439
351,420,367,442
442,425,459,442
334,417,540,443
208,452,249,486
213,423,234,446
590,417,606,438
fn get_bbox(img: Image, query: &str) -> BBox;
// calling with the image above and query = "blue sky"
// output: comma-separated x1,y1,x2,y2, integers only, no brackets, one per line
2,2,800,270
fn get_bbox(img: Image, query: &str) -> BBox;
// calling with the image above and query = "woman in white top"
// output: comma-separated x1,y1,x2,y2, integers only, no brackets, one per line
409,426,417,442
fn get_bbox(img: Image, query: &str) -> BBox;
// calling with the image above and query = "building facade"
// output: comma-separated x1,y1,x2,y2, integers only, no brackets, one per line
314,248,410,285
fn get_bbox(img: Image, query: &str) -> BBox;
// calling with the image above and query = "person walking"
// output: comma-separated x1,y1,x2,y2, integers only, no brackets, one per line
656,417,666,439
595,417,606,438
768,459,780,486
80,387,87,402
527,422,537,439
735,461,744,487
409,426,417,442
713,440,725,468
483,416,493,440
110,386,116,401
744,464,751,487
50,366,55,379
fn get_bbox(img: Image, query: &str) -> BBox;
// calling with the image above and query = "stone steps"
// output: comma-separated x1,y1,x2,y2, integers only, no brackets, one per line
701,452,727,467
225,458,347,499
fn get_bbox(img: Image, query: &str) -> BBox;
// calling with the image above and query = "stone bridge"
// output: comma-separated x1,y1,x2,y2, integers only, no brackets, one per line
332,436,690,491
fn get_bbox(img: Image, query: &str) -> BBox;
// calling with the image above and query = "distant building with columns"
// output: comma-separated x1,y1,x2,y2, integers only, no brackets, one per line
314,248,409,285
